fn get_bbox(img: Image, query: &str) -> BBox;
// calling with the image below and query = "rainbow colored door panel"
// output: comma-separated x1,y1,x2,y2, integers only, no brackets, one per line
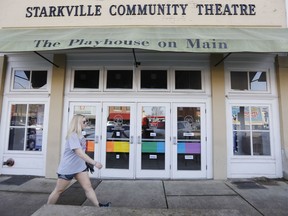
141,105,166,170
176,107,202,171
105,105,131,169
106,141,130,153
72,105,98,161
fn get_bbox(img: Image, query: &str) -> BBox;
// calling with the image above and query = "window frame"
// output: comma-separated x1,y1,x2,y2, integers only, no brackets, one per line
229,70,269,92
228,101,276,159
105,69,134,90
231,104,271,157
2,100,49,155
226,67,272,95
70,67,103,92
172,68,205,93
136,66,170,92
104,66,136,92
10,67,51,93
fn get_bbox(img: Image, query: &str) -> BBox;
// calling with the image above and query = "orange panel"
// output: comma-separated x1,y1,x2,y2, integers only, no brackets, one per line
86,140,95,152
106,141,114,152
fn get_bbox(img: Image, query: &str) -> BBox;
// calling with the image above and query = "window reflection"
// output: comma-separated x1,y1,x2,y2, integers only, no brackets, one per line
232,106,271,156
249,72,267,91
9,104,45,151
13,70,47,90
73,105,97,160
13,71,30,89
230,71,267,91
106,106,130,169
177,107,201,170
141,106,166,170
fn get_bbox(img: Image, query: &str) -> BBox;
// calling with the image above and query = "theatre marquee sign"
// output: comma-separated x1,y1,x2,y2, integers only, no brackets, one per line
0,0,285,28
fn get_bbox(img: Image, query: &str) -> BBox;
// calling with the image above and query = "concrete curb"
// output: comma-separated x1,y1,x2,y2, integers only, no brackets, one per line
32,204,242,216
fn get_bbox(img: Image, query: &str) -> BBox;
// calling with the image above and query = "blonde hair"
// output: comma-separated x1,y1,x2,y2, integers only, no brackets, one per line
66,114,85,140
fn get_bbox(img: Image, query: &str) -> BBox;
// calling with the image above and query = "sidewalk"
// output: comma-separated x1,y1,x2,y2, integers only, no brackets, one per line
0,175,287,216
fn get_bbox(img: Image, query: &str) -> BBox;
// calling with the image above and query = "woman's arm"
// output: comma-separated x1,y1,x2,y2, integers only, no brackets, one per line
74,148,103,169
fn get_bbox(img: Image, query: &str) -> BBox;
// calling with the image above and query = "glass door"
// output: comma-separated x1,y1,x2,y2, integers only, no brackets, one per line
171,103,207,178
136,103,170,178
69,102,102,178
101,103,135,178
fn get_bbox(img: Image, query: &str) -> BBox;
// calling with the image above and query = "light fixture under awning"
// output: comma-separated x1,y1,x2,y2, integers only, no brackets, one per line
1,27,288,53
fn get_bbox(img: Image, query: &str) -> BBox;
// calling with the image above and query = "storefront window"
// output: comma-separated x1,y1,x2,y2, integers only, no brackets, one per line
8,104,45,151
13,70,47,90
175,70,202,90
230,71,267,91
232,106,271,156
74,70,99,89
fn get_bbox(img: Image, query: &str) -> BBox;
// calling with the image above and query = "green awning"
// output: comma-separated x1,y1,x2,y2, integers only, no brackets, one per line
1,27,288,53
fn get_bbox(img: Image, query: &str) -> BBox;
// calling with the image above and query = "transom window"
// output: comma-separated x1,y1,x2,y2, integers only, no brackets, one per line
140,70,167,89
106,70,133,89
175,70,202,90
232,105,271,156
230,71,267,91
74,70,99,89
13,70,47,90
8,104,45,151
71,68,204,92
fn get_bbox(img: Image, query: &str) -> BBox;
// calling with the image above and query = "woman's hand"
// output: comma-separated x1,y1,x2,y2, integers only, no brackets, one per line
74,148,103,170
95,161,103,169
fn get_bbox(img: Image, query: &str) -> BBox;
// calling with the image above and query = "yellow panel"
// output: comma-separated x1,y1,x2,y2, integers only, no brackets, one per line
114,141,129,153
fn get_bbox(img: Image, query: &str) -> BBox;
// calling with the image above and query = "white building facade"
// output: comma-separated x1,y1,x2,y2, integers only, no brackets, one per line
0,0,288,180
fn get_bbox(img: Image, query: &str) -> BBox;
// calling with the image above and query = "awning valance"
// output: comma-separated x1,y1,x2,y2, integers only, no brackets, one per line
1,27,288,53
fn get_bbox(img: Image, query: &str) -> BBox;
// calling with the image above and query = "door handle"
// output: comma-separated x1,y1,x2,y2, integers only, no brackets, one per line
3,158,15,167
173,137,177,145
130,136,134,144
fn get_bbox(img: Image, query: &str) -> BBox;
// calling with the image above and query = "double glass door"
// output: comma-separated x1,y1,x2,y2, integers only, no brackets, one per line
68,102,206,179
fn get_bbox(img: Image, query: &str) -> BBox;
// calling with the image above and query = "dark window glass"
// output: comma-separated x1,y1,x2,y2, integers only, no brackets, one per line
31,71,47,89
106,70,133,89
175,70,201,90
74,70,99,89
230,71,248,90
9,128,25,150
141,70,167,89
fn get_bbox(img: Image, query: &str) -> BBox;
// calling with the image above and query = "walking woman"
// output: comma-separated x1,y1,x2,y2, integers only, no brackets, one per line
47,114,110,207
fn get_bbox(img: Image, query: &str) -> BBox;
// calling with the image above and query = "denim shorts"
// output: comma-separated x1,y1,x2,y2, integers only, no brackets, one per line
57,168,88,181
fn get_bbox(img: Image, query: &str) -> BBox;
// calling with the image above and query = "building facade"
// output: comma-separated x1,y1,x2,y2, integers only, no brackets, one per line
0,0,288,180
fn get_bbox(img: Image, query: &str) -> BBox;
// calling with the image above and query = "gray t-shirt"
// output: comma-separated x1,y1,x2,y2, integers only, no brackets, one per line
57,132,87,175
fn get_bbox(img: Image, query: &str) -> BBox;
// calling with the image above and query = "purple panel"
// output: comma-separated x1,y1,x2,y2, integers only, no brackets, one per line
185,142,201,154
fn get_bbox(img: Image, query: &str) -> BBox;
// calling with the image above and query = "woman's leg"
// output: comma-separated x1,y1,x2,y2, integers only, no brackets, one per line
47,178,71,204
75,171,99,206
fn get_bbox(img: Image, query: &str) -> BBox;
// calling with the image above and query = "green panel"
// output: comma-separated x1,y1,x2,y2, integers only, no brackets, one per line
142,142,157,153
